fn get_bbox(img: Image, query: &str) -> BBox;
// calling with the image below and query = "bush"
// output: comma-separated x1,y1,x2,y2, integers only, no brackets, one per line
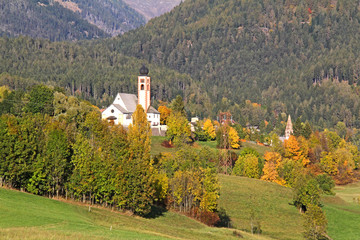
233,154,260,178
193,208,220,226
303,204,328,240
315,174,335,195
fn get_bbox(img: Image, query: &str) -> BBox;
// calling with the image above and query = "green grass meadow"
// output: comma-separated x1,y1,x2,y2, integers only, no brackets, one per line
0,187,265,240
218,175,303,240
218,175,360,240
322,182,360,240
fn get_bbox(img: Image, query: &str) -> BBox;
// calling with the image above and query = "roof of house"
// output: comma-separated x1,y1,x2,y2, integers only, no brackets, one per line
113,104,128,113
117,93,138,113
147,106,160,114
113,93,159,114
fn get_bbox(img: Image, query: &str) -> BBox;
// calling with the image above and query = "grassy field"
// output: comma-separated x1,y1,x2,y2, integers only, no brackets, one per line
150,136,177,156
322,182,360,240
219,174,360,240
218,175,303,240
0,187,268,240
1,178,359,240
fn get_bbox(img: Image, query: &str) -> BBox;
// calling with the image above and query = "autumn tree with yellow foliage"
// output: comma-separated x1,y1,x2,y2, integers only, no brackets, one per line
229,126,240,149
203,118,216,140
216,124,240,149
120,104,155,215
284,135,309,166
158,105,171,125
261,152,284,185
166,111,191,146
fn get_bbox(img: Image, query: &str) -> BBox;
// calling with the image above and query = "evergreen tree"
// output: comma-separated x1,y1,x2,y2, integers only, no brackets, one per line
170,95,186,117
293,118,303,137
303,121,312,139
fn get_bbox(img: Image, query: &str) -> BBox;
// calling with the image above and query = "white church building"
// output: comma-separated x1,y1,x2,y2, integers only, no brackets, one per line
101,65,161,129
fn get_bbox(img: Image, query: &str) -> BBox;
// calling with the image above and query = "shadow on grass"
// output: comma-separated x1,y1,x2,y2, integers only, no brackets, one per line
144,205,167,219
215,207,233,228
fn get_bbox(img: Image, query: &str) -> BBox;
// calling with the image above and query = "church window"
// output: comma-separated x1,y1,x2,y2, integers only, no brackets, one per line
141,79,145,83
111,109,114,113
141,84,144,90
147,84,150,90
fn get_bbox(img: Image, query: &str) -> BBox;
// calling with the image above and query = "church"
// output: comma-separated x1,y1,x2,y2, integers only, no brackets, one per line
101,65,160,128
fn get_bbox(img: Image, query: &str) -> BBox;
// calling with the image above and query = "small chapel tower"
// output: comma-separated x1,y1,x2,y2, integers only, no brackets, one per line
285,115,293,139
138,65,151,112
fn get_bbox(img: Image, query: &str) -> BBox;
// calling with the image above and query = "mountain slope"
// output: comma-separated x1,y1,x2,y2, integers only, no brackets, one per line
0,0,145,41
61,0,146,36
112,0,360,129
122,0,181,21
0,36,209,115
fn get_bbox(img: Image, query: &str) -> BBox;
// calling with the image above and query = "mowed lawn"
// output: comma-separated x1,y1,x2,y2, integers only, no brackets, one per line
0,187,269,240
322,181,360,240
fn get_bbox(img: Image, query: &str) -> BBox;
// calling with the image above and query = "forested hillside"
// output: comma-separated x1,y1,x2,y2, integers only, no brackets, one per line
0,36,208,114
3,0,360,131
112,0,360,129
0,0,145,41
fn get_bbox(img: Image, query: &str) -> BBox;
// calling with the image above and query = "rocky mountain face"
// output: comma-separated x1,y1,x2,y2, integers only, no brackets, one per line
0,0,146,40
122,0,182,21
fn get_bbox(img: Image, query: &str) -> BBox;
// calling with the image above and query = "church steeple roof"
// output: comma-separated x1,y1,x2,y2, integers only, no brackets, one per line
139,64,149,75
285,115,293,139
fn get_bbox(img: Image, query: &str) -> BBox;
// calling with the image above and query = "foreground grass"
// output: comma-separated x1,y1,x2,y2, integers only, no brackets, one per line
323,181,360,240
218,175,303,240
0,187,268,240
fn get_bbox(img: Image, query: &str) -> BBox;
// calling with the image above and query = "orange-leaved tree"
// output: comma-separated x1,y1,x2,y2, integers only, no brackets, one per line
285,135,309,166
261,151,285,185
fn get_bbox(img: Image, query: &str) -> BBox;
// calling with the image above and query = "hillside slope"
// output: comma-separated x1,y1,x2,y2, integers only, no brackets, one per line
0,36,208,115
122,0,181,21
219,175,303,240
113,0,360,129
0,187,266,240
219,174,360,240
0,0,145,41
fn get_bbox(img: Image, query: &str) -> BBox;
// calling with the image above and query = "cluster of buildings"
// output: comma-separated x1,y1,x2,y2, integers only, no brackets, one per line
101,65,163,135
101,65,294,140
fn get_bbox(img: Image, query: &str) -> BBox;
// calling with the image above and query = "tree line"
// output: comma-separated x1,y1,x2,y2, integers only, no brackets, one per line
0,85,220,224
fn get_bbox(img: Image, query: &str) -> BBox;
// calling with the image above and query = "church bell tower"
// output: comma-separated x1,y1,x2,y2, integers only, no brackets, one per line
138,65,151,112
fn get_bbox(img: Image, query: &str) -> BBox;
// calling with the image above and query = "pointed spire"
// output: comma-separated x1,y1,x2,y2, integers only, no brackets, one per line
285,115,293,139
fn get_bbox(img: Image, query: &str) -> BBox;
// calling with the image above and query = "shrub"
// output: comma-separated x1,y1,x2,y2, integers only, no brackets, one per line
233,154,260,178
315,174,335,195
